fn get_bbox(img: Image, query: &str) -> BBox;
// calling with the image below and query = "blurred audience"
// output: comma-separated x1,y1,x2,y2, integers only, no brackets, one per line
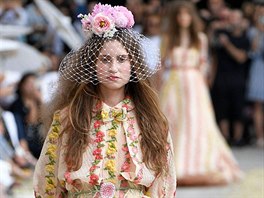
210,9,250,146
246,4,264,147
9,73,43,159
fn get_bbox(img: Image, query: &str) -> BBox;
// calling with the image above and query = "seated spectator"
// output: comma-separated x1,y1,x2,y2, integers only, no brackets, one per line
0,116,32,197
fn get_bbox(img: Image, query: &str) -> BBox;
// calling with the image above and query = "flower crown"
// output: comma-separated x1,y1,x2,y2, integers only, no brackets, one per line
78,3,135,38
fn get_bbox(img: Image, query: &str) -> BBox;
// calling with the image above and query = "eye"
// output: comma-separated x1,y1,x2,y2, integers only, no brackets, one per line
99,55,112,64
117,55,129,63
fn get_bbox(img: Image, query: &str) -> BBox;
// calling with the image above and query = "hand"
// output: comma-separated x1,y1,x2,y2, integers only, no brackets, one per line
219,34,229,46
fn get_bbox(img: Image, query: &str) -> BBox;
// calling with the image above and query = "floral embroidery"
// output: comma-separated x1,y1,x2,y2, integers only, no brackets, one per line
89,117,104,185
88,97,138,192
121,143,130,172
44,111,61,196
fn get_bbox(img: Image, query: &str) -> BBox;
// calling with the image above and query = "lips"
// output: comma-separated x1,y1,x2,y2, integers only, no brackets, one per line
108,76,120,81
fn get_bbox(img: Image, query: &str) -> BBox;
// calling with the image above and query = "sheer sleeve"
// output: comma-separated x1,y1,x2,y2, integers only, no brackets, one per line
145,135,177,198
33,111,65,197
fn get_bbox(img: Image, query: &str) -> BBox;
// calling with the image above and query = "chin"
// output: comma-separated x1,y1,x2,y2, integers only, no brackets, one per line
100,82,127,91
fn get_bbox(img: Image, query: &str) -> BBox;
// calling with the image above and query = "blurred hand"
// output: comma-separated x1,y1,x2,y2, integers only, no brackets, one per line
219,34,229,46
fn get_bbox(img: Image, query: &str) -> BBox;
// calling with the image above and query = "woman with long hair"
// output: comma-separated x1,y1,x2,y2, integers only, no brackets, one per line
159,0,241,185
33,3,176,197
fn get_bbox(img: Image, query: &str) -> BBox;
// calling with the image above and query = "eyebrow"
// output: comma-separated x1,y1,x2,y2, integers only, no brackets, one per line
98,54,129,57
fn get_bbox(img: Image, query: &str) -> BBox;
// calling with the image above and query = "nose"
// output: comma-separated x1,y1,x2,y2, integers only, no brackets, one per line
109,61,118,73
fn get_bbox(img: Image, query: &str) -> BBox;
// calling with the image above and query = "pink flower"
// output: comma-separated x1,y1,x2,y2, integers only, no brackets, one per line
129,119,135,125
122,146,129,152
134,168,143,184
121,161,130,171
113,11,128,28
64,171,73,184
89,165,97,172
118,175,124,180
130,133,138,141
114,6,134,27
127,126,133,133
89,174,99,185
92,3,113,17
132,147,138,154
93,148,102,156
96,131,105,138
81,14,93,30
125,153,130,158
122,104,129,110
94,120,101,129
95,137,103,143
100,182,115,198
92,14,114,35
95,155,103,160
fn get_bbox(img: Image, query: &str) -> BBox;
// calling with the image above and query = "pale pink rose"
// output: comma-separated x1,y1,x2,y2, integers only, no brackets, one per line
121,161,130,171
92,3,112,16
92,14,114,35
127,126,133,133
132,147,138,154
130,133,138,141
128,119,135,125
81,14,92,30
113,11,128,28
114,6,134,27
100,182,115,198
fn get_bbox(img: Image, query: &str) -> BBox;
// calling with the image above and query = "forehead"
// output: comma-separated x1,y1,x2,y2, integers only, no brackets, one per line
99,40,128,55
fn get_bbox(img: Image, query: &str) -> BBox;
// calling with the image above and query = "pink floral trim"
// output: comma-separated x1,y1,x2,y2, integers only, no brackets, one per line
89,117,104,185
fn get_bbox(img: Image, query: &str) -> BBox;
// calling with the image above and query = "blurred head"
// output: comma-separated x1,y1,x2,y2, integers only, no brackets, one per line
208,0,225,16
143,13,161,36
166,0,203,49
254,5,264,30
16,72,38,97
229,10,244,29
176,6,192,28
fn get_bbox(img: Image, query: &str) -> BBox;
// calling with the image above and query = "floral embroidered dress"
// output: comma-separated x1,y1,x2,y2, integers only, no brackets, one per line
33,97,176,198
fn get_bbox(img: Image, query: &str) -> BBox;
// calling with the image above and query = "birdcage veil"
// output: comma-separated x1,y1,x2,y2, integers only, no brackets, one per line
59,3,161,84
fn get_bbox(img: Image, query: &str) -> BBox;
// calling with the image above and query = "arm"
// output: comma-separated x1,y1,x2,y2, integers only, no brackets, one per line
219,34,248,64
146,135,177,198
198,32,210,78
33,111,65,197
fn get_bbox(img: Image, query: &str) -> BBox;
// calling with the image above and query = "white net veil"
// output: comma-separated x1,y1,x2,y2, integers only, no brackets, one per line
59,3,161,84
59,4,161,84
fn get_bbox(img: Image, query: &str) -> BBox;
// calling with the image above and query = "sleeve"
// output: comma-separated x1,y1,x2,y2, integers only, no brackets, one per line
33,111,65,198
145,134,177,198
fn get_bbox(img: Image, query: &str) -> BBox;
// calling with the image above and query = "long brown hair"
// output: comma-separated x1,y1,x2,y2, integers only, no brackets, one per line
42,29,169,175
164,0,203,54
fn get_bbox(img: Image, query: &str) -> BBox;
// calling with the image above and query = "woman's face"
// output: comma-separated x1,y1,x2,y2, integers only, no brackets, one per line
96,40,131,91
21,76,37,96
176,8,192,29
